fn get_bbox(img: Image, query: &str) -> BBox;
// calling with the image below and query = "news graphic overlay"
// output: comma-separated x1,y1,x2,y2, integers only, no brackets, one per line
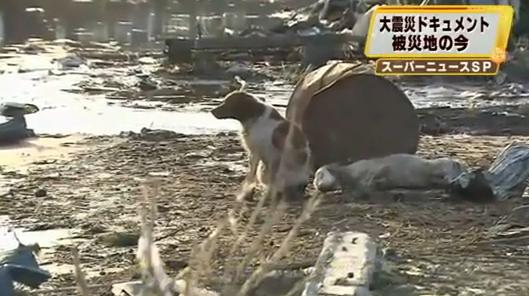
364,5,514,76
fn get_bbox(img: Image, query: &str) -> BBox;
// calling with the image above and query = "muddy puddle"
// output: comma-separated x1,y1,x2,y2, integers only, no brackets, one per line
0,65,239,135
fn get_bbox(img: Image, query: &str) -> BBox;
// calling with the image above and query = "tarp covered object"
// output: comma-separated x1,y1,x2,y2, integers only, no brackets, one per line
0,116,32,143
286,62,419,168
451,142,529,201
0,102,38,143
0,232,51,296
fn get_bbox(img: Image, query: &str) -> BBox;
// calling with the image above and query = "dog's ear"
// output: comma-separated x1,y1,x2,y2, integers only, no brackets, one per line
234,75,247,92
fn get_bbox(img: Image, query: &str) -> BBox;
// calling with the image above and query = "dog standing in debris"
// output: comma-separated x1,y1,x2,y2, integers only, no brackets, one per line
314,153,466,193
211,77,312,201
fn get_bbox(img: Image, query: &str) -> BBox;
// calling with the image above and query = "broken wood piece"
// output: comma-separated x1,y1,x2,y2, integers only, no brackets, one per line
302,232,380,296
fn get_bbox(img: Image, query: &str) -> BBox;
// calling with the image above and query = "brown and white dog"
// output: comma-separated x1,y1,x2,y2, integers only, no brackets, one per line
211,90,312,201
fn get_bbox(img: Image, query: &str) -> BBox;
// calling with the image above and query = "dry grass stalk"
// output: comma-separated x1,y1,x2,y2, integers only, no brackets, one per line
186,218,228,293
233,198,288,282
72,246,90,296
131,78,322,296
234,196,321,296
197,221,226,277
230,115,322,295
219,189,272,294
230,189,268,254
227,209,239,237
221,184,274,284
137,182,176,296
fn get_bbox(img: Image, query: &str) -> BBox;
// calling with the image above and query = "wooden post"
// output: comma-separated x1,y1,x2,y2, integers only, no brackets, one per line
181,0,198,40
2,0,26,43
151,0,167,39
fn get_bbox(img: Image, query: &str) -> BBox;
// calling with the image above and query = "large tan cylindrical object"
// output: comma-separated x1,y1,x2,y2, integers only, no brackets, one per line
286,62,420,168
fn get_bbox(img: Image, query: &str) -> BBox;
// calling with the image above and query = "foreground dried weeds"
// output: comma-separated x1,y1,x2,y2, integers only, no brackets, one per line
130,117,323,296
7,133,529,295
70,116,324,296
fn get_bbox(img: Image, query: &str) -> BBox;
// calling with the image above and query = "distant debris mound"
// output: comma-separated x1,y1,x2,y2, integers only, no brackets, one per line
120,128,186,141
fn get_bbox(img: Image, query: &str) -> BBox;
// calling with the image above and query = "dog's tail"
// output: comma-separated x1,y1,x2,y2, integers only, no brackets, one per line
234,75,247,92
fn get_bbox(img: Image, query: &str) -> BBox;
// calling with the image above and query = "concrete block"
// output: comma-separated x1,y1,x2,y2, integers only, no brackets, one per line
303,232,380,296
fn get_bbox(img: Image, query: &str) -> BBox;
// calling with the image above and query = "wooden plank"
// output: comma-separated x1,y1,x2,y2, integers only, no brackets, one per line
165,32,361,51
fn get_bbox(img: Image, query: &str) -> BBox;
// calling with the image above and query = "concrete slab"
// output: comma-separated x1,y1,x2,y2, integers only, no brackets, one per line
302,232,380,296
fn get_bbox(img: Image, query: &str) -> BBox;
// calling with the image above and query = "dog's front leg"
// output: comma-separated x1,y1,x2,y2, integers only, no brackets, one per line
237,154,260,201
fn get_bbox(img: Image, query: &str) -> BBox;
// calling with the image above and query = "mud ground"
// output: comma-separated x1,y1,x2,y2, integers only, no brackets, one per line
0,131,528,296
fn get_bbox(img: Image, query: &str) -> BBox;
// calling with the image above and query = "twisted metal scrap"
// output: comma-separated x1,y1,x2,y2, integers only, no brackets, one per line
487,142,529,200
452,142,529,201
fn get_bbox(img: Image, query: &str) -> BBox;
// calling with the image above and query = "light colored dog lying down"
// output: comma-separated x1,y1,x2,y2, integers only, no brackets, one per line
314,153,467,193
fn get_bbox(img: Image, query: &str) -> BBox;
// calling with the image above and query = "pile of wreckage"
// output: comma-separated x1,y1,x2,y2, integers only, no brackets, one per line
252,0,527,41
165,0,385,65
